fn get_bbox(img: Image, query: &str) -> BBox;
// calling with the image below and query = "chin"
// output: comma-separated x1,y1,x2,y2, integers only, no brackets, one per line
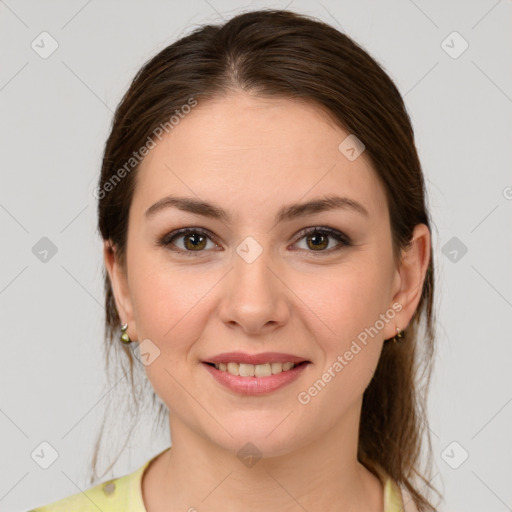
205,415,309,460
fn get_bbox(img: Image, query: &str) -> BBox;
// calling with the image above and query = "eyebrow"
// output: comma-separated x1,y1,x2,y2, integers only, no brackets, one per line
145,194,369,223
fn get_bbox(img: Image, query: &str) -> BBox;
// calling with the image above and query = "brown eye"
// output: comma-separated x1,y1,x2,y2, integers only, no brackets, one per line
159,228,219,256
305,233,329,251
183,232,207,251
294,227,351,254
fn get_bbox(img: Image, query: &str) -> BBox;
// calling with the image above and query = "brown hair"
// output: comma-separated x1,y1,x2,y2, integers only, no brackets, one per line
94,9,439,511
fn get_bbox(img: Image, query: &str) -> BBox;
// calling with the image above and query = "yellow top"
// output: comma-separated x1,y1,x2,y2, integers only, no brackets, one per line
27,448,408,512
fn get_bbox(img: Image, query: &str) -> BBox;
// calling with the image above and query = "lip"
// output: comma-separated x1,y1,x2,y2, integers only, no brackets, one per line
204,351,308,365
202,360,310,396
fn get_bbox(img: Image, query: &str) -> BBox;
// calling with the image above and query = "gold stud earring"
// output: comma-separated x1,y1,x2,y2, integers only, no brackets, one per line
120,323,132,344
393,327,404,343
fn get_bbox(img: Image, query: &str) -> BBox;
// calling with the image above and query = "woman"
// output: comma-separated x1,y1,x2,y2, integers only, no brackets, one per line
28,9,439,512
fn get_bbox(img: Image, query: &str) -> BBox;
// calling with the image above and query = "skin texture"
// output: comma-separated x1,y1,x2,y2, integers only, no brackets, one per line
104,91,431,512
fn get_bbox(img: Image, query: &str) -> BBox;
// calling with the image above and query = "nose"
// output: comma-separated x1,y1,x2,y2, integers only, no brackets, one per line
217,241,290,335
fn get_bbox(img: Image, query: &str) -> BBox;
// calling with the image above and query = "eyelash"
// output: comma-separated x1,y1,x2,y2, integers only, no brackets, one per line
157,226,352,257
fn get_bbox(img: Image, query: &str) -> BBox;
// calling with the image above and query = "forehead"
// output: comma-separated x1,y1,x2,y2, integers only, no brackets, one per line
133,92,388,222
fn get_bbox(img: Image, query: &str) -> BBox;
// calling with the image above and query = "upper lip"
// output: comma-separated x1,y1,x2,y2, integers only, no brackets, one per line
204,352,309,365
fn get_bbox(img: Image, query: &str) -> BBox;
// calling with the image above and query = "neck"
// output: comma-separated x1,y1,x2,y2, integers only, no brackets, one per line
142,399,383,512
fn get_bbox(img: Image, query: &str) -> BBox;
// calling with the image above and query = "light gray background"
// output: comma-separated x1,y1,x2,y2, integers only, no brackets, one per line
1,1,511,511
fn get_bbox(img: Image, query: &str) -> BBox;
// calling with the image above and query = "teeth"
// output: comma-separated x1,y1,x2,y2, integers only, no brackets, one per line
239,363,255,377
271,362,283,374
254,363,272,377
213,361,297,377
227,362,239,375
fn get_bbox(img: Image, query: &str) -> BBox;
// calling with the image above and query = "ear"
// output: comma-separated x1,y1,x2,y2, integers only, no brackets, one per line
386,223,431,338
103,240,137,340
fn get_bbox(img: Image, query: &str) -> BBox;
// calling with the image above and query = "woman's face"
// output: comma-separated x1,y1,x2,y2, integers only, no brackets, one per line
107,91,418,456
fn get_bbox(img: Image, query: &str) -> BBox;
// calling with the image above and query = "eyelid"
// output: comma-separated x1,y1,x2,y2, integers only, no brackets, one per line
292,225,350,242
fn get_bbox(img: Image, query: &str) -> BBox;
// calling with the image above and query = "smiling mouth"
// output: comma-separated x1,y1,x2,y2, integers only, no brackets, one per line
204,361,308,377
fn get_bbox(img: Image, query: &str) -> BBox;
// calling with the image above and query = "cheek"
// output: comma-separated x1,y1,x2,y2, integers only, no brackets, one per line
304,260,391,344
126,252,214,407
126,245,234,375
129,259,211,345
294,260,390,392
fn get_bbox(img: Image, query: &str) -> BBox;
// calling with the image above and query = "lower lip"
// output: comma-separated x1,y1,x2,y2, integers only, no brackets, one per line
202,362,309,395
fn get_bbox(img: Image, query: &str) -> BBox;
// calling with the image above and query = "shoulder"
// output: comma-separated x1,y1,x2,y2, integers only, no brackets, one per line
25,478,125,512
25,459,151,512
